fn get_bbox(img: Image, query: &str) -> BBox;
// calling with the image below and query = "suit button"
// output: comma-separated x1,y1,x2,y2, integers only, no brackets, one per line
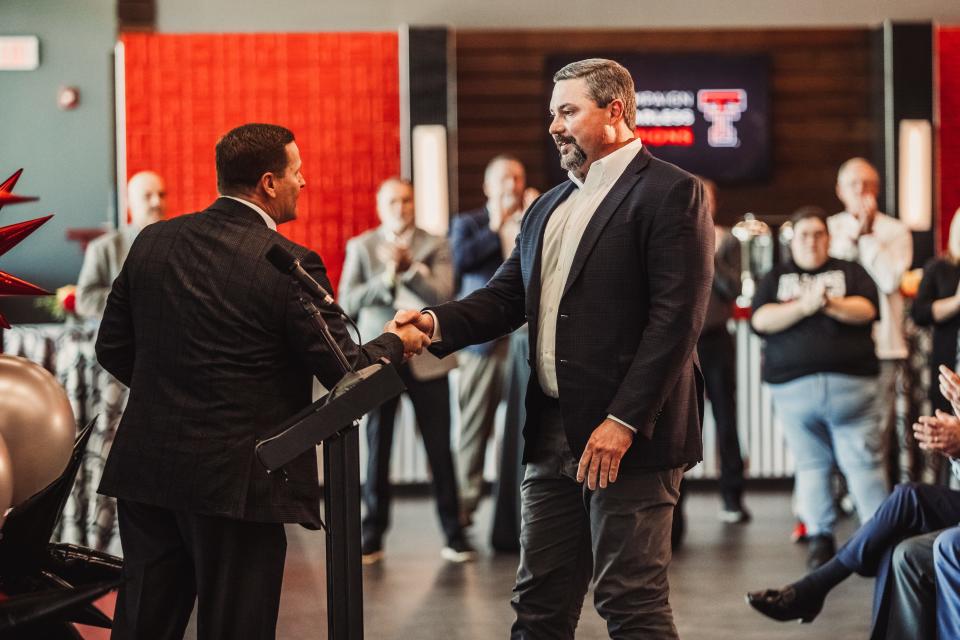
559,359,568,365
559,314,568,319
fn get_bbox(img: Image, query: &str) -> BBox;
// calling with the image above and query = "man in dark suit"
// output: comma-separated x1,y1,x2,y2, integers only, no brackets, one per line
96,123,429,640
449,154,526,527
395,59,712,638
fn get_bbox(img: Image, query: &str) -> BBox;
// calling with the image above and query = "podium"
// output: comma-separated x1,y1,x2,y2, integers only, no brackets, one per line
256,360,405,640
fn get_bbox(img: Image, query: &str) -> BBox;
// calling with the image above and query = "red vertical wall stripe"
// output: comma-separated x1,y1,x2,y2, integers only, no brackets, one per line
938,26,960,249
121,32,400,288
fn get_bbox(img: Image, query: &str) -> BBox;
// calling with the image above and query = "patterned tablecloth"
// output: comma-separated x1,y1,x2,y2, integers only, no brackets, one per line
1,322,126,555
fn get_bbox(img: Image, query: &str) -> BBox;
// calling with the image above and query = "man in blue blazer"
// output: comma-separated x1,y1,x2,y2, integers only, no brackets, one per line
449,154,527,526
396,59,713,639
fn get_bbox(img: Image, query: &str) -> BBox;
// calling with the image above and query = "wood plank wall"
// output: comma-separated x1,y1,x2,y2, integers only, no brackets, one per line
454,29,877,226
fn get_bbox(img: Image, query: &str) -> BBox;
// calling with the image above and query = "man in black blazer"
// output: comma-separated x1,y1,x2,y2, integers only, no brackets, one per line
396,59,713,638
96,123,429,640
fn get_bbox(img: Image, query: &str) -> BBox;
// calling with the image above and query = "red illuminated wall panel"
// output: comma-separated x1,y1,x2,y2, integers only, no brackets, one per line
121,32,400,287
938,26,960,248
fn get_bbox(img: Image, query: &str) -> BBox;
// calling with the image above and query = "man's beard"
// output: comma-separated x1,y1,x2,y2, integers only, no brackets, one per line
555,136,586,172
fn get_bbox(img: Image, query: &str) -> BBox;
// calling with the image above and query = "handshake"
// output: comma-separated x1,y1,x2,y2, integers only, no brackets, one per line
383,310,437,360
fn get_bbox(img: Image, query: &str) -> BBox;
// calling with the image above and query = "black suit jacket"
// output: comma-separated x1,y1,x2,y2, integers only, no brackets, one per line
449,206,507,356
429,146,713,470
96,197,403,526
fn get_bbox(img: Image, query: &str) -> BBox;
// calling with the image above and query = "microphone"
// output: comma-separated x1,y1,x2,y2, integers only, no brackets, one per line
266,244,344,314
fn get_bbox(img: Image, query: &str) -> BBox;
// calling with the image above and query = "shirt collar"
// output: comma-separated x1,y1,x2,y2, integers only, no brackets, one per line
380,224,416,245
221,195,277,231
567,137,643,191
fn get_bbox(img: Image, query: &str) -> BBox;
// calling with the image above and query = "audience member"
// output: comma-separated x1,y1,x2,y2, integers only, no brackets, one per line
911,209,960,415
828,158,912,483
340,177,475,564
449,154,526,526
751,206,887,569
698,177,749,522
76,171,167,318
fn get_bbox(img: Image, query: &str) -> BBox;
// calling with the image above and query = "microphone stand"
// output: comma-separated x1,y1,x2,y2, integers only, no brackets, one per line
298,295,353,374
295,292,365,640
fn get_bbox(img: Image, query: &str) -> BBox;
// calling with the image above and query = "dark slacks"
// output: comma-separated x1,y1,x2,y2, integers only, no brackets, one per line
511,403,682,640
886,530,939,640
362,365,461,544
113,499,287,640
697,328,744,502
834,483,960,639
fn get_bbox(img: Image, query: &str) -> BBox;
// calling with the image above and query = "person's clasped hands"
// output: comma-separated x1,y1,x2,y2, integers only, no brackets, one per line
912,365,960,459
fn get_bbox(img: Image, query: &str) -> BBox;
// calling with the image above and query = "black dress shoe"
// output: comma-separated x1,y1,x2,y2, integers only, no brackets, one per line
745,587,824,624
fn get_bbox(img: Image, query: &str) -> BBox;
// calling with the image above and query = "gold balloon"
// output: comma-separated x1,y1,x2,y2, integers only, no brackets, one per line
0,355,75,506
0,434,12,528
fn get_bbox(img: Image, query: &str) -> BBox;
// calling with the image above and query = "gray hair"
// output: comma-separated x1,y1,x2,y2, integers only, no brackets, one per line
483,154,524,184
837,157,879,184
553,58,636,130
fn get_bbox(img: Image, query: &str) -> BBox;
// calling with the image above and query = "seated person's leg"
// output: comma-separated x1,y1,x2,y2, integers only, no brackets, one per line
933,526,960,640
881,531,939,640
748,484,960,625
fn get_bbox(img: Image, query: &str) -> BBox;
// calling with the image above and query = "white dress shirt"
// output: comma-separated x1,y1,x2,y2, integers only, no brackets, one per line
536,138,643,432
828,211,912,360
430,139,644,433
222,195,277,231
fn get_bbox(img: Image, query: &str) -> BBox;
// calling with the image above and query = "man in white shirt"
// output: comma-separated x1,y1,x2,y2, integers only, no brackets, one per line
394,58,712,639
828,157,913,484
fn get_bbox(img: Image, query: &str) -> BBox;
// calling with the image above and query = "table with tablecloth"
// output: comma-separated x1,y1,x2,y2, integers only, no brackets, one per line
1,322,126,555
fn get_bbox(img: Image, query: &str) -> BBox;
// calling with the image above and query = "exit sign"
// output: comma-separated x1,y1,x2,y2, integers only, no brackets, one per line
0,36,39,70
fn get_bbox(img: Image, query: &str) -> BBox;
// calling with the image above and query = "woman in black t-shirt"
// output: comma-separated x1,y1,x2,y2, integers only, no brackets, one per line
911,210,960,415
751,207,888,570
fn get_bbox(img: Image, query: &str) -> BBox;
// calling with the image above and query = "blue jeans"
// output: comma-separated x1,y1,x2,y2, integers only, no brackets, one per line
770,373,888,536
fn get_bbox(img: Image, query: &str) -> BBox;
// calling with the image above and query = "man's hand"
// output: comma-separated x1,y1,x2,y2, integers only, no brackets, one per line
393,309,435,338
384,320,430,360
852,193,878,237
940,365,960,416
376,243,413,274
576,418,634,490
913,410,960,458
390,245,413,273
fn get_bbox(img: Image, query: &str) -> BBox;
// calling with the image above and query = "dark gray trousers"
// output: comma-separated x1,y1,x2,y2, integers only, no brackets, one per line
113,499,287,640
510,404,682,639
881,530,939,640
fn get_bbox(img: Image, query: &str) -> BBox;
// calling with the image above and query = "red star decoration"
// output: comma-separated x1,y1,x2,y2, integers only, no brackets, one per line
0,169,38,213
0,169,51,328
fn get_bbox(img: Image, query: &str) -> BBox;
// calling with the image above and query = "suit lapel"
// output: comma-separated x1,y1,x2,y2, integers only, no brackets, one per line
561,147,651,299
524,182,577,303
408,228,434,264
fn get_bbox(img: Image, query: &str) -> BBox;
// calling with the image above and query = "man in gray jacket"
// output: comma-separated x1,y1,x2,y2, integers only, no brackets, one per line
340,177,475,564
76,171,167,318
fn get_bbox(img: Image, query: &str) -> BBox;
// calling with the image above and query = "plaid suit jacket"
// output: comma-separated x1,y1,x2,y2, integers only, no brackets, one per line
96,197,403,525
429,147,713,470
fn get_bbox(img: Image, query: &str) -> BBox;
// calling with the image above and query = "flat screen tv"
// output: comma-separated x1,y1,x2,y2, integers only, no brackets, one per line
544,53,771,185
